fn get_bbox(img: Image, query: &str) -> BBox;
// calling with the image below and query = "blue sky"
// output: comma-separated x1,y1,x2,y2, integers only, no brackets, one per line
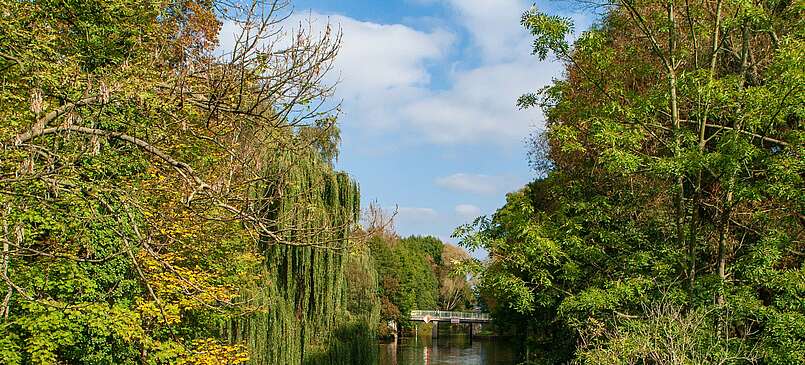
252,0,592,256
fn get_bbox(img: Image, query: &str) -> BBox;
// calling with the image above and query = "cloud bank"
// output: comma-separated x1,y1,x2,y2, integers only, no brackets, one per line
297,1,572,145
455,204,482,219
435,173,521,195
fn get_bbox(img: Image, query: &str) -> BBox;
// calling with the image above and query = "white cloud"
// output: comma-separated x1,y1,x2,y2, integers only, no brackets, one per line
435,173,520,195
217,13,453,131
391,206,443,239
319,14,458,132
402,60,559,143
323,1,575,145
396,206,438,220
397,0,591,144
217,4,587,145
322,14,454,98
454,204,482,219
442,0,531,62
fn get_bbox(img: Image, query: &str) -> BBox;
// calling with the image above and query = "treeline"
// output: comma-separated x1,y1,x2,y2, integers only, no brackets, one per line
458,0,803,363
0,0,380,364
368,233,473,337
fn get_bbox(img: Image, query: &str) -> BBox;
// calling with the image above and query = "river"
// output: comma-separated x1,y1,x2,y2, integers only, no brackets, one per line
378,335,519,365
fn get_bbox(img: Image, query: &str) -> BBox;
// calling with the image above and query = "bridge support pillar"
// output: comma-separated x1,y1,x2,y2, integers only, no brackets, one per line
431,321,438,339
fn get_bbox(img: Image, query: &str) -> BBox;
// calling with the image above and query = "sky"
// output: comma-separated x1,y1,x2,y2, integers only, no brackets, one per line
229,0,594,257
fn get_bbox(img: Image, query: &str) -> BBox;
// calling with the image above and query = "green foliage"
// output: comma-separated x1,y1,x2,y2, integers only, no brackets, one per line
439,244,474,311
224,151,378,365
370,235,444,331
521,7,573,61
460,0,805,363
576,303,756,364
0,1,251,361
0,0,363,363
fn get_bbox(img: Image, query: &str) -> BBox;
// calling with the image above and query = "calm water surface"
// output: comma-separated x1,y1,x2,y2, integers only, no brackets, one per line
378,335,518,365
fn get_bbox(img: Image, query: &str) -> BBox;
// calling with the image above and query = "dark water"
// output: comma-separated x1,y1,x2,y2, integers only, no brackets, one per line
378,335,518,365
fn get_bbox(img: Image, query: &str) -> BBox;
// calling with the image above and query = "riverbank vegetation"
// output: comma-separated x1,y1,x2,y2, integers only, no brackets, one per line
369,232,474,338
0,0,381,363
2,0,801,364
457,0,803,363
360,204,474,339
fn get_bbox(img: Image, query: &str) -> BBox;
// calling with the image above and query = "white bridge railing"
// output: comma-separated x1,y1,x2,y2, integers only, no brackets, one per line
410,310,491,322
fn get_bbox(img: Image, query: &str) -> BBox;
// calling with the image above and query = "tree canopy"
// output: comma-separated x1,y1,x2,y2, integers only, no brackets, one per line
458,0,803,363
0,0,363,363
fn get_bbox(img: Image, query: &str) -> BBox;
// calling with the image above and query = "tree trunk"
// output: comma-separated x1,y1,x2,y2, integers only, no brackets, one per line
717,21,750,305
690,0,724,295
668,2,686,274
1,208,11,320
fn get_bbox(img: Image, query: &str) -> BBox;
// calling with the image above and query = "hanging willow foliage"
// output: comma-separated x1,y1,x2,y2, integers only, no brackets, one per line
224,148,379,365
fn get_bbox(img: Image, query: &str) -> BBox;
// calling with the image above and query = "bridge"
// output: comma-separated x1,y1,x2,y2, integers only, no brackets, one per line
410,310,491,324
409,310,491,340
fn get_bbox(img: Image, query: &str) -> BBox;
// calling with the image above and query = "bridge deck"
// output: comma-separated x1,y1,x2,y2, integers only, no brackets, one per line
410,310,491,323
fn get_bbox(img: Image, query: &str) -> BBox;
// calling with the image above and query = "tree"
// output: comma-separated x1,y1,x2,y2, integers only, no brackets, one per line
370,235,443,331
439,244,473,311
0,0,350,363
459,0,803,362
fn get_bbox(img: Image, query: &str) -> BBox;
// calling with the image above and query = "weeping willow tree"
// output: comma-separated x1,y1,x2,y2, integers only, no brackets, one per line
225,148,379,365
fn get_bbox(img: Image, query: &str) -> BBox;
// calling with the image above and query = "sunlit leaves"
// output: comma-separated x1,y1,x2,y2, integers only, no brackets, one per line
521,7,574,61
0,0,349,363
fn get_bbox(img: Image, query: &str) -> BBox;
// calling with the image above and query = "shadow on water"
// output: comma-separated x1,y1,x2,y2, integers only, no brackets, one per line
378,332,519,365
299,322,519,365
301,321,378,365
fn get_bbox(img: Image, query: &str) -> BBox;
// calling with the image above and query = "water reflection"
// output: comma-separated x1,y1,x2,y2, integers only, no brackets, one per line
378,335,517,365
